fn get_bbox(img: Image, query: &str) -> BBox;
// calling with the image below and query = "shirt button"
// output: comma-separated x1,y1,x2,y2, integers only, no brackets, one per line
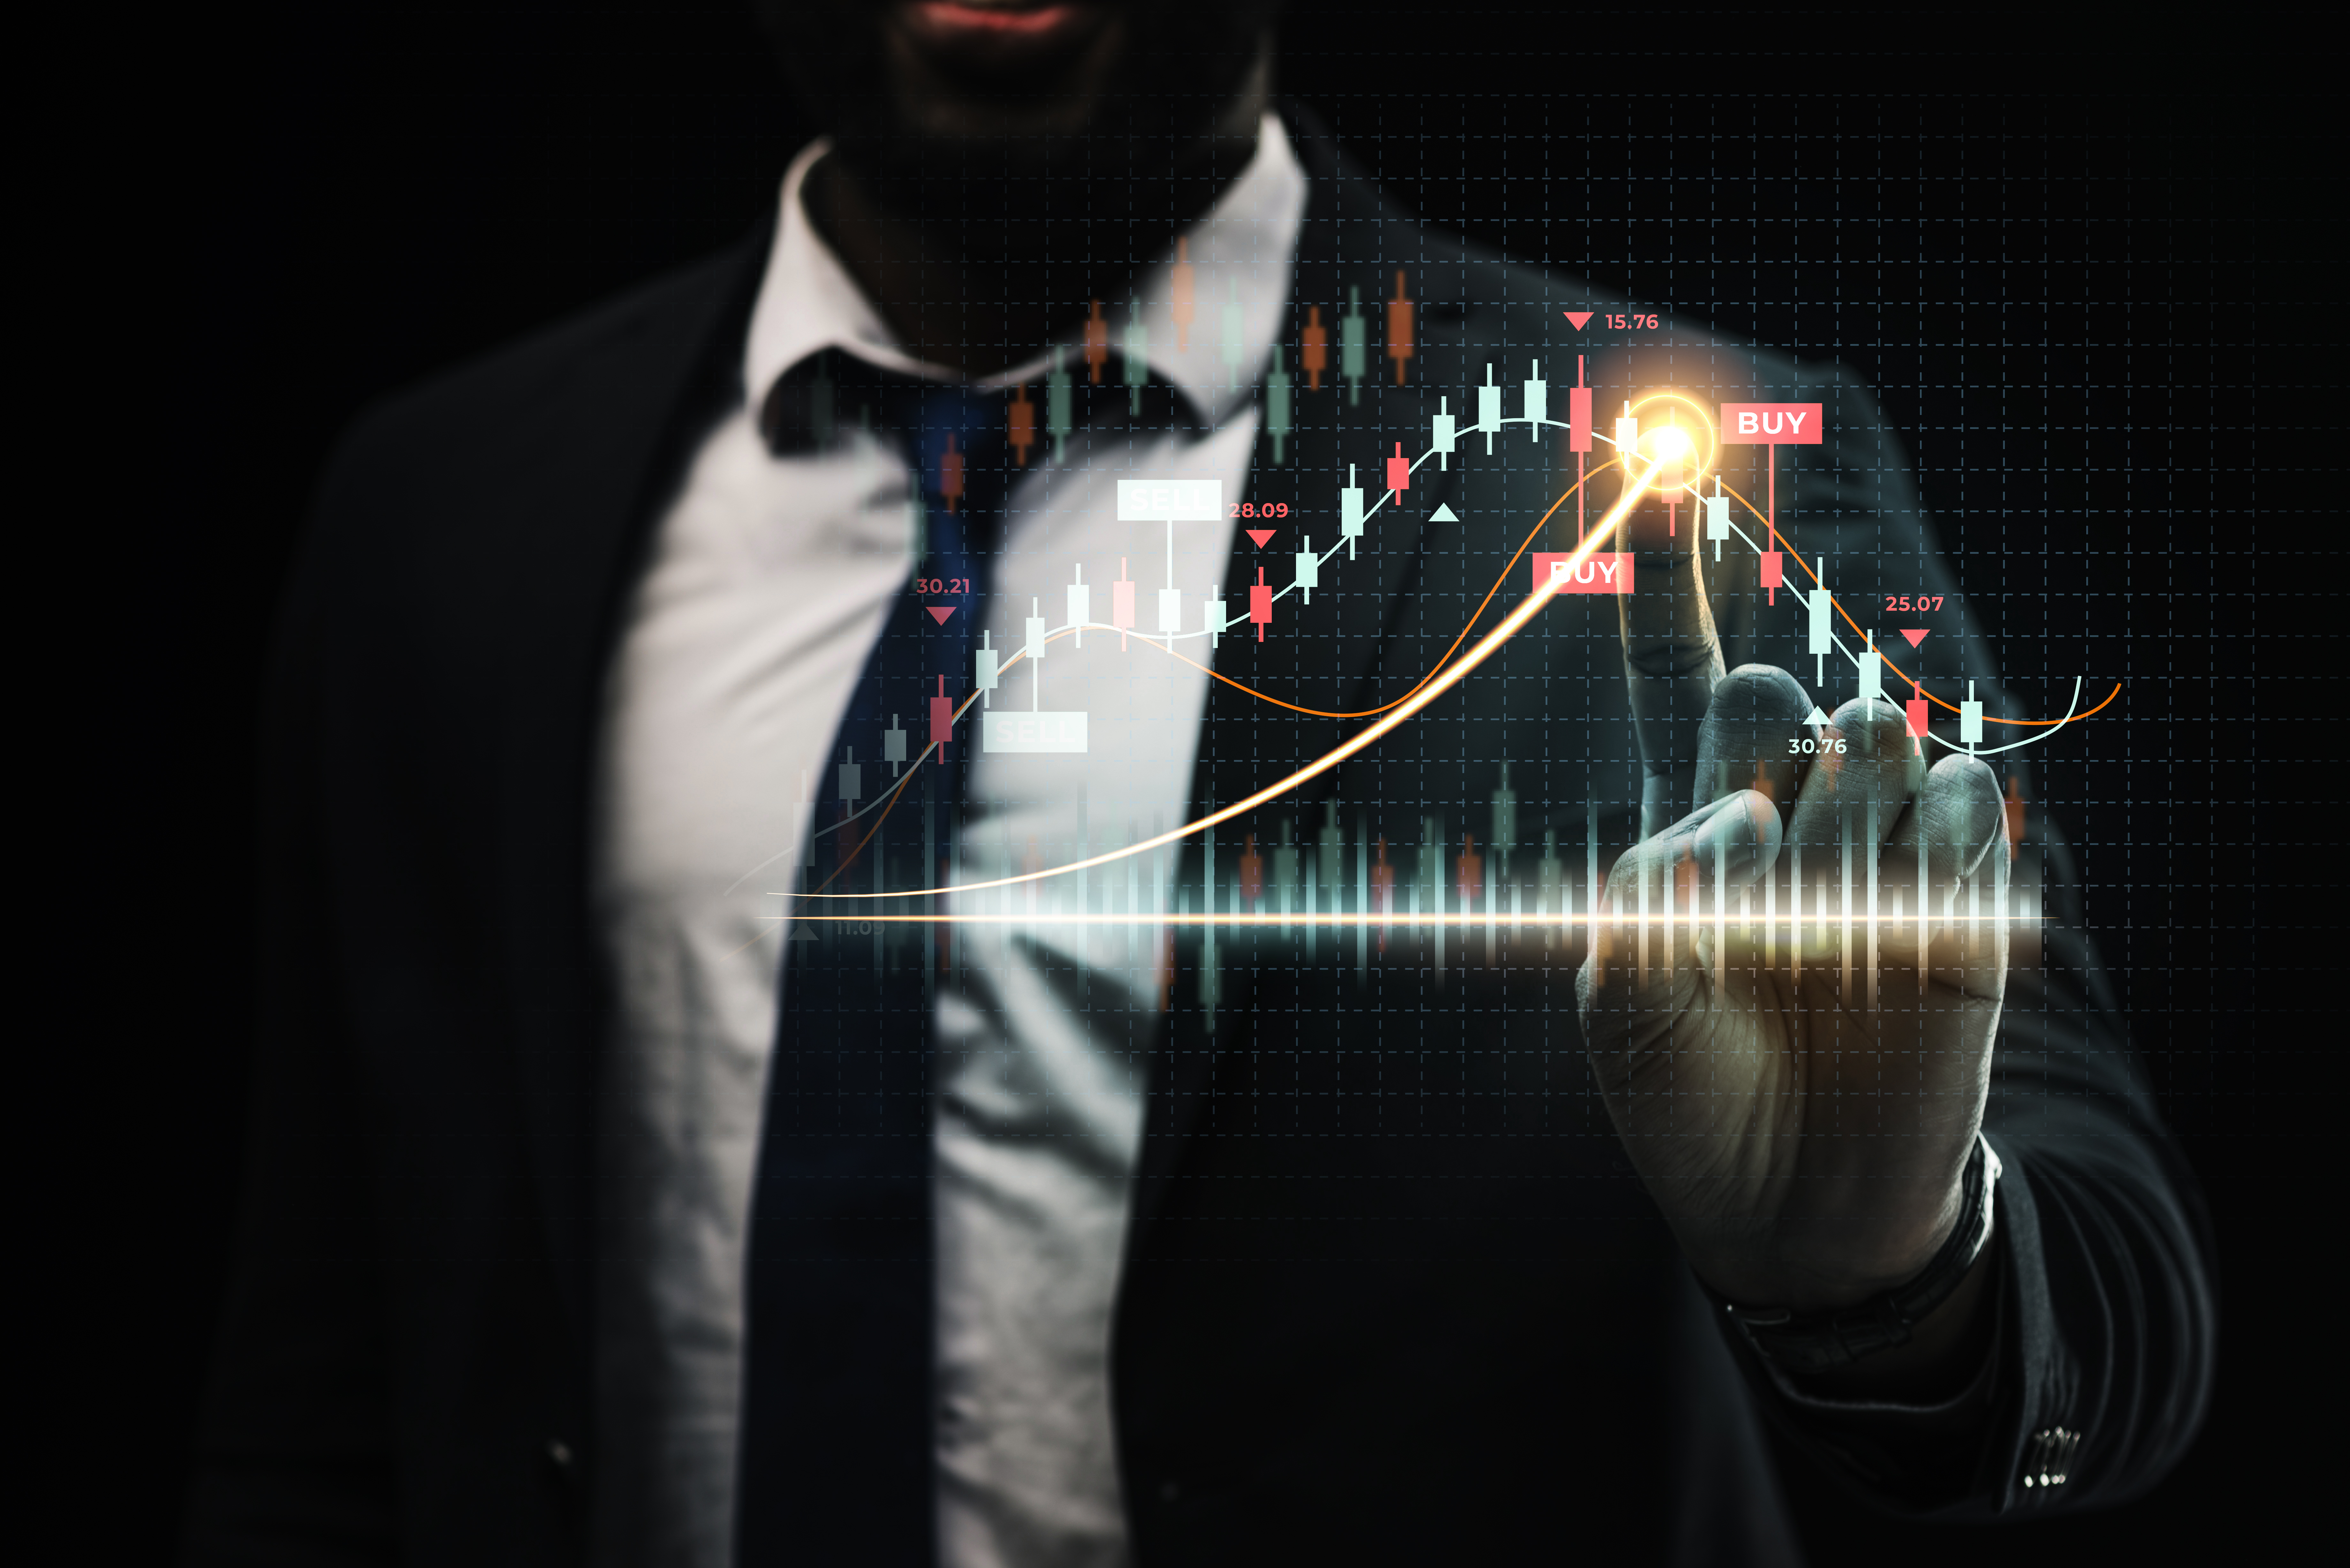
547,1439,574,1469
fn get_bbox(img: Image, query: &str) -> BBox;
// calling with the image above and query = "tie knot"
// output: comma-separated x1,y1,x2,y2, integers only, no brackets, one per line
761,350,1022,523
760,345,1197,498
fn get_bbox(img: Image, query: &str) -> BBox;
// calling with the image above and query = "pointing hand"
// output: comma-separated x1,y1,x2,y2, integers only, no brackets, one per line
1579,512,2009,1315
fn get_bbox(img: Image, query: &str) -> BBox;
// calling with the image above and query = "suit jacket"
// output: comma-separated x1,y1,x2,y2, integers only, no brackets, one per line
184,102,2216,1566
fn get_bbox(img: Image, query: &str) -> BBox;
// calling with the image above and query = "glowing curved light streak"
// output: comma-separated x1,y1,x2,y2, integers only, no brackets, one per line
806,453,1667,899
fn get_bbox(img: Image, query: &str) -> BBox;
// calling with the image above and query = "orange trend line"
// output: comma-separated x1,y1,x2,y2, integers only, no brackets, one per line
1168,465,1607,719
815,464,1614,888
811,454,1668,898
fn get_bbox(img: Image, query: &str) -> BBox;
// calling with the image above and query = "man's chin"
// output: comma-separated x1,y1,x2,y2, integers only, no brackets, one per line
865,8,1184,173
876,55,1126,157
764,0,1273,227
822,119,1166,247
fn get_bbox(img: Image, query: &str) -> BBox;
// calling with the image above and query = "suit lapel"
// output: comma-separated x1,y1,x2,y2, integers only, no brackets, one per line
494,221,772,1340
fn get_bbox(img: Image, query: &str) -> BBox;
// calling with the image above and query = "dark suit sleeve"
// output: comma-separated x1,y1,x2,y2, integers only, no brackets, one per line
1710,363,2218,1517
180,429,402,1566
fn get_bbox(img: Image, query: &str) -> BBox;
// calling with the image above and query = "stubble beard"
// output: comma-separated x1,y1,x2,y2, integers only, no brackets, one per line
765,1,1276,266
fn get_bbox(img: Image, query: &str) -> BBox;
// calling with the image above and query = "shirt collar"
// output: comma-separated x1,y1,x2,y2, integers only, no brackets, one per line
743,112,1308,432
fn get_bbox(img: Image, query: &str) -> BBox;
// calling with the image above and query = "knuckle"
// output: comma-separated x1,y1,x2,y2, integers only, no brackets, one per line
1828,695,1911,757
1929,752,1998,798
1626,641,1717,679
1713,664,1809,718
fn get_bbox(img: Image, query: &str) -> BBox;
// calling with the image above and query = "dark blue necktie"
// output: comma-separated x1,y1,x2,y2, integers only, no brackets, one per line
735,351,1019,1567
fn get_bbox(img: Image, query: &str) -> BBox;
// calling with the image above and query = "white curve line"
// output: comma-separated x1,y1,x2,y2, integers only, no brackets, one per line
1713,516,2094,759
1938,676,2086,757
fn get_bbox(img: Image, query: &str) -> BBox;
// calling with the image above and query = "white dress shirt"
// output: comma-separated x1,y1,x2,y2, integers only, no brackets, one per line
589,117,1307,1568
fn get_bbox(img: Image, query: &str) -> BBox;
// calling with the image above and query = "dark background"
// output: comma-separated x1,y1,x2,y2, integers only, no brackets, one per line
101,2,2328,1560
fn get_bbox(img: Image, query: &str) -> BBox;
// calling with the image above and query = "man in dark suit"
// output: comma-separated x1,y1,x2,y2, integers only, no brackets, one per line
183,2,2215,1563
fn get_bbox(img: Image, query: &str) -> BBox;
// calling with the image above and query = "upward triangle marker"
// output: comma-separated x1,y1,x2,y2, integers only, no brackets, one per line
1563,311,1593,331
1429,502,1459,522
1802,705,1833,729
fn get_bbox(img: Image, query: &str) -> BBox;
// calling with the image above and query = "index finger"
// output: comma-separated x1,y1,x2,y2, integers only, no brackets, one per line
1618,483,1724,838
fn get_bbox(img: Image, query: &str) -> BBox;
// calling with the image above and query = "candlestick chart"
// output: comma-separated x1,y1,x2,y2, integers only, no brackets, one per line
754,280,2111,1019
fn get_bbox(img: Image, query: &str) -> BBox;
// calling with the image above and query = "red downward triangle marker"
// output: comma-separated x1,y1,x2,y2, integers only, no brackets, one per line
1246,529,1275,548
1563,311,1593,330
928,606,956,626
1899,628,1927,648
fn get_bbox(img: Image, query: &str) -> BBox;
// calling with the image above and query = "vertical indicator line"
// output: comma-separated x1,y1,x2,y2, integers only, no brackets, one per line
1713,833,1727,995
1659,820,1673,977
1786,830,1800,989
1840,812,1854,998
1587,807,1600,954
924,771,937,992
1305,826,1318,961
1429,818,1445,988
1967,865,1980,958
1637,831,1651,987
1355,827,1368,982
1917,814,1929,952
1866,798,1881,1014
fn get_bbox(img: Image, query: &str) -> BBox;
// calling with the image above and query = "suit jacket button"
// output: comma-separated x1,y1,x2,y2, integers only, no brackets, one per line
2022,1426,2078,1488
548,1439,575,1469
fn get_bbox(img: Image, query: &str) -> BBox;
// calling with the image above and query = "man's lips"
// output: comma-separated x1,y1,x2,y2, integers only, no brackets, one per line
914,1,1084,34
897,1,1107,59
